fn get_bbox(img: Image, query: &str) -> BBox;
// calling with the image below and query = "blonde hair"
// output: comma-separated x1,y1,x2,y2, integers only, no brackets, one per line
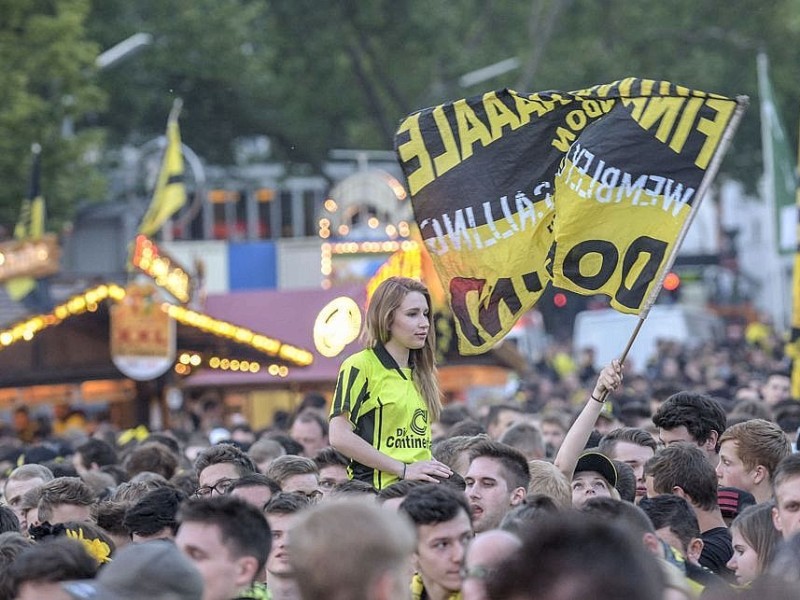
364,277,441,422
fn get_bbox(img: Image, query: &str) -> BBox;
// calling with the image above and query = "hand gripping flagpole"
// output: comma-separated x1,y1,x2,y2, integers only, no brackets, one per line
601,96,750,399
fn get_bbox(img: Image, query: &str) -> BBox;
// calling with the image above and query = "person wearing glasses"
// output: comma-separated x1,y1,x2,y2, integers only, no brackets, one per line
266,455,322,502
329,277,452,491
193,443,258,498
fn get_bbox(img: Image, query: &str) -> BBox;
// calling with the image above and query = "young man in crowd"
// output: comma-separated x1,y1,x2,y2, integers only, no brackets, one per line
646,442,734,579
598,427,657,503
176,495,271,600
289,410,329,458
37,477,95,525
263,492,311,600
401,484,474,600
72,438,118,476
716,418,791,504
463,440,529,533
266,455,321,501
771,453,800,540
290,498,415,600
312,447,350,497
652,391,727,467
761,370,791,408
194,443,259,498
227,473,281,509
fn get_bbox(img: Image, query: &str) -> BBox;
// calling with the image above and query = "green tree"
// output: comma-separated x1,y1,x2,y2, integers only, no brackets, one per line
0,0,106,232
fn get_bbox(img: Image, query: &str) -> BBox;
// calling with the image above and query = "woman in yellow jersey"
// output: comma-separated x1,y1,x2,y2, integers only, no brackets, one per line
329,277,452,490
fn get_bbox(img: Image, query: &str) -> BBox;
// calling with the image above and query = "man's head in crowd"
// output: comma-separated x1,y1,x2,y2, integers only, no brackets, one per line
538,413,568,456
72,438,118,476
37,477,95,525
485,514,665,600
527,460,572,509
599,427,657,502
652,392,727,464
123,441,179,480
176,495,271,600
313,447,350,497
761,371,791,407
289,410,329,458
401,484,474,599
10,537,98,600
194,443,258,497
639,494,704,566
462,529,521,600
2,464,53,530
498,422,546,461
771,454,800,539
263,492,311,595
464,440,529,533
290,498,415,600
227,473,281,509
266,455,321,501
432,435,488,477
485,404,524,440
646,443,719,513
717,419,791,504
123,487,186,543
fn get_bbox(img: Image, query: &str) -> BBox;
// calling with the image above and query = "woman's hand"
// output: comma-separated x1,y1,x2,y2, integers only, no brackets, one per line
593,359,623,401
403,459,453,482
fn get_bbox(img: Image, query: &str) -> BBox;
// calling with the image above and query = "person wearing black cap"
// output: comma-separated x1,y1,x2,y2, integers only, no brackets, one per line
553,360,624,502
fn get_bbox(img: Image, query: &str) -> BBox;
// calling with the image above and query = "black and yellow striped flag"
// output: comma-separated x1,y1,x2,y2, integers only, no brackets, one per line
138,100,187,237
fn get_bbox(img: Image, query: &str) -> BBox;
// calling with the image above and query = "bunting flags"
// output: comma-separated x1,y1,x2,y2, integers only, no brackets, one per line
138,100,187,237
6,145,45,301
395,79,746,355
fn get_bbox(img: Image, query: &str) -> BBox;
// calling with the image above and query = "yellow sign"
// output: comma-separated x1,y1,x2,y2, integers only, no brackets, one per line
0,234,60,283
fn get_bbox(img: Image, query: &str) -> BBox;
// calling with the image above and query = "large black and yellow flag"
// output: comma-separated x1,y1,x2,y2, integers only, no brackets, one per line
394,79,746,355
138,99,187,237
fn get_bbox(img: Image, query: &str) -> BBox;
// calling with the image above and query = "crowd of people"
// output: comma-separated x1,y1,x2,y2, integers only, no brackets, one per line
0,277,799,599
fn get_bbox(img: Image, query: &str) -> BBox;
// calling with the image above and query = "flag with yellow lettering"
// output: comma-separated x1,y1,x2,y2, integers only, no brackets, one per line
6,146,45,301
138,101,186,237
395,79,745,355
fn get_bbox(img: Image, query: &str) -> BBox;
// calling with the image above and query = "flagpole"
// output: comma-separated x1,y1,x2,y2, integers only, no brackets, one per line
602,97,750,389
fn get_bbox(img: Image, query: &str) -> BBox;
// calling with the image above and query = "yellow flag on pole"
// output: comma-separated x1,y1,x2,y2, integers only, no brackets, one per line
6,145,45,301
138,100,187,237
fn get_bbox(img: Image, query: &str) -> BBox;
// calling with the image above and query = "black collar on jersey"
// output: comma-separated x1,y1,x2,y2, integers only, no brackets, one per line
373,343,410,380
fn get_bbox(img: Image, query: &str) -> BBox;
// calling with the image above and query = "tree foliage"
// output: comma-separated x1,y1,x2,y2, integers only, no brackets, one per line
2,0,799,231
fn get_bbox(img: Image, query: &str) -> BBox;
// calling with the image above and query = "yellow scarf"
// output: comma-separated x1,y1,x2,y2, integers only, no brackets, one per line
410,573,461,600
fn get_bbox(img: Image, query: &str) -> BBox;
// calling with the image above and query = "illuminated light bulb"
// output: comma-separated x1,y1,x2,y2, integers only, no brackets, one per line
189,354,201,366
209,357,220,368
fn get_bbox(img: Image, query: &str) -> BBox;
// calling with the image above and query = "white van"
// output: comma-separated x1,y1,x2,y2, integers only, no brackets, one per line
572,305,723,372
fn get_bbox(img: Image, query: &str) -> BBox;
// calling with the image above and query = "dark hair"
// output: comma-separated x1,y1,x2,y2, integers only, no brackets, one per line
75,438,118,469
376,479,425,502
0,532,33,600
652,392,727,450
227,473,281,496
0,506,19,534
400,483,471,527
9,538,98,595
612,460,636,503
330,480,378,497
313,447,349,470
486,514,664,600
124,442,179,480
263,491,312,515
499,495,560,536
262,433,304,457
599,427,658,455
773,454,800,492
92,501,130,537
194,443,257,478
638,494,701,551
124,487,187,537
580,497,656,537
487,404,523,427
646,443,718,511
468,440,530,491
145,433,182,456
178,496,272,573
290,410,329,437
446,420,486,438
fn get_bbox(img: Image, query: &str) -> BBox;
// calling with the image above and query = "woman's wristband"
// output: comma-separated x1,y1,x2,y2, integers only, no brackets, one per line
591,393,605,404
401,463,407,479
